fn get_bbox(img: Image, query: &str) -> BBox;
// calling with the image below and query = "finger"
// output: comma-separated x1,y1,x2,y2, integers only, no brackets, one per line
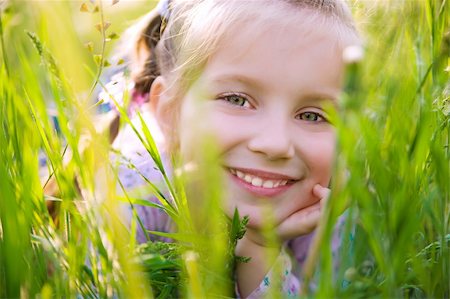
276,201,322,239
313,184,330,201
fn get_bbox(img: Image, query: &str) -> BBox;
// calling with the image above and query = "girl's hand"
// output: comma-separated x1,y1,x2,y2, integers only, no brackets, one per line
238,184,331,247
276,183,330,240
235,184,330,297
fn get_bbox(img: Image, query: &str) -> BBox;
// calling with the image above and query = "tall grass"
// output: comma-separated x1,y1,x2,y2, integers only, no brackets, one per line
0,0,448,298
310,1,449,297
1,1,151,297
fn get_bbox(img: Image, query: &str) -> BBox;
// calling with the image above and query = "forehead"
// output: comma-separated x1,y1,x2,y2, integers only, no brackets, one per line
198,9,346,99
212,2,352,45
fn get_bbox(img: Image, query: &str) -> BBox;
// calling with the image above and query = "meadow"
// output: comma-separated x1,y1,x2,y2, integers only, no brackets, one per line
0,0,448,298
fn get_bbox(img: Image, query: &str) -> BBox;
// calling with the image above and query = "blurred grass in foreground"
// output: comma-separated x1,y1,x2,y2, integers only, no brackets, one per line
0,0,449,298
310,1,449,298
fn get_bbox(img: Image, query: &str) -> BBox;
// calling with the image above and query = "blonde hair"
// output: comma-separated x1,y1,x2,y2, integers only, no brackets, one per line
128,0,360,150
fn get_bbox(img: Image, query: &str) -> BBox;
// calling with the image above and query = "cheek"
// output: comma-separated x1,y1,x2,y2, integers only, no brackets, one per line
208,110,251,152
300,130,336,183
178,95,214,161
178,101,249,162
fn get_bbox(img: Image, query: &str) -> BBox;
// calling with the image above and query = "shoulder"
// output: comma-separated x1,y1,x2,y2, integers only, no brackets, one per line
287,232,316,267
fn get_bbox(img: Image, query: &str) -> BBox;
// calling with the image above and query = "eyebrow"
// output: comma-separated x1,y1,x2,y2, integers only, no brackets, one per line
209,74,265,90
303,92,339,103
301,97,339,112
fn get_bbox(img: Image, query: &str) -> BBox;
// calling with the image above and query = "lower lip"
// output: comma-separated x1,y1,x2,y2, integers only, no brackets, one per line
228,172,291,197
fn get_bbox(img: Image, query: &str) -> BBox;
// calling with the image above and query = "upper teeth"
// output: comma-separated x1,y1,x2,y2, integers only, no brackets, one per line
230,169,288,189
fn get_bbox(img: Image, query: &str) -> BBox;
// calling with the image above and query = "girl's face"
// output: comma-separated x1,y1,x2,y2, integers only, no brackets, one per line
175,13,346,229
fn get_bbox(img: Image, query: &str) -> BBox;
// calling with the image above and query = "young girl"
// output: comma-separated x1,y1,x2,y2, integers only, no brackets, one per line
110,0,361,297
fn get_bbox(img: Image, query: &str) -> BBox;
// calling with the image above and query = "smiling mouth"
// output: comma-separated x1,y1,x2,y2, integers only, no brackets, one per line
228,168,297,189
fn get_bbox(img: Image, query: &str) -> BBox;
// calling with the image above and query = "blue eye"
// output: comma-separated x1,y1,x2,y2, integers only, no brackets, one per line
297,111,326,122
218,93,251,108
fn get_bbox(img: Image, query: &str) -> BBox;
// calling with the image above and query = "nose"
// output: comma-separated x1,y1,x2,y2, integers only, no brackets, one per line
247,116,295,160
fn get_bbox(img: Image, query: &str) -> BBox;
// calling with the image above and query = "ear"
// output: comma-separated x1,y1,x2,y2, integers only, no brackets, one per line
149,76,165,115
149,76,174,140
